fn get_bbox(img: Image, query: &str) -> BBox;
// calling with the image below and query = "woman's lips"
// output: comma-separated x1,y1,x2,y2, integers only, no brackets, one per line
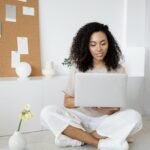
96,53,103,57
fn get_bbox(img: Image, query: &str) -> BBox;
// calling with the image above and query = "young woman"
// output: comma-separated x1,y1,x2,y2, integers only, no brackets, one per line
40,22,142,150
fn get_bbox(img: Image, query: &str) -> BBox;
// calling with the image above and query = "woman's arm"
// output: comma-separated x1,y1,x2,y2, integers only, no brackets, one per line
92,107,120,115
64,92,77,108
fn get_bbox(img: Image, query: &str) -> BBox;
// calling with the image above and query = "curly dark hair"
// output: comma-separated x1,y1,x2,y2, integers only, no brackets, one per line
69,22,123,72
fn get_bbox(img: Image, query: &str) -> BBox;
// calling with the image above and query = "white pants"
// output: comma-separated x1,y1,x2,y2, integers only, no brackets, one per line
40,105,142,147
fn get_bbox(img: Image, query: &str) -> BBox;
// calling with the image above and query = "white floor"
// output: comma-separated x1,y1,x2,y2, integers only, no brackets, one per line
0,116,150,150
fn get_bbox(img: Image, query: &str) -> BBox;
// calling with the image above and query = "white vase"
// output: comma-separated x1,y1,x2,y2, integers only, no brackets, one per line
42,61,56,78
42,69,56,78
15,62,32,79
8,131,26,150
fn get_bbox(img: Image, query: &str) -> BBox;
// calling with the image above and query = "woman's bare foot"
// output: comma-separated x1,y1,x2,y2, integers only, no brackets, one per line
91,131,107,140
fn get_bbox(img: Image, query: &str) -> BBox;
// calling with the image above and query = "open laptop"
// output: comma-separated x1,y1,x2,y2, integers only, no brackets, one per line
74,73,128,107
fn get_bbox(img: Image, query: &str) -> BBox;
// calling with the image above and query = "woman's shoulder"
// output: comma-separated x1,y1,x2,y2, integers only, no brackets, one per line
115,64,126,73
69,65,80,74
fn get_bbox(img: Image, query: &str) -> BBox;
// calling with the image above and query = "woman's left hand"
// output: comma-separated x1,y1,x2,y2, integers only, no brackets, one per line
92,107,120,115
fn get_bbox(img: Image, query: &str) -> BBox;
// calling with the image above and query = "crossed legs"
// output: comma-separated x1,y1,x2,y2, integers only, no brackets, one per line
63,125,107,148
40,106,142,149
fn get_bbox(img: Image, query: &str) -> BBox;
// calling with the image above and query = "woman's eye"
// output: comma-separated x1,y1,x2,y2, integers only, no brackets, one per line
90,44,96,47
101,43,106,46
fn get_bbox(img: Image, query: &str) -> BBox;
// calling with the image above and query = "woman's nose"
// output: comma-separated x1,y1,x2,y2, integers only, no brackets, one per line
96,44,102,51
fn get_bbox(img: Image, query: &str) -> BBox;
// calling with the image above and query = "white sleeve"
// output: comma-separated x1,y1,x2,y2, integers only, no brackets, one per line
116,64,126,73
63,66,76,97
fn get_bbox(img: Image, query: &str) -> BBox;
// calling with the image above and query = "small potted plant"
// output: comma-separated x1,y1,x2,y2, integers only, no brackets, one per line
62,57,72,68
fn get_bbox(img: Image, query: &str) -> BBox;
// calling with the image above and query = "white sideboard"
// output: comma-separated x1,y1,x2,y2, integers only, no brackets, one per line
0,76,144,136
0,76,66,136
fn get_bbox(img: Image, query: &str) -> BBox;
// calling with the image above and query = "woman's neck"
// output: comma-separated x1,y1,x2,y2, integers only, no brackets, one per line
93,60,105,69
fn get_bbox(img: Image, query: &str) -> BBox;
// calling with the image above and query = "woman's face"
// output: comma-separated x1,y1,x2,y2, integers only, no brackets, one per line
89,31,109,62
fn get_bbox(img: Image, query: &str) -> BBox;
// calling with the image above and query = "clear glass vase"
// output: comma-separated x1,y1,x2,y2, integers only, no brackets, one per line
8,131,26,150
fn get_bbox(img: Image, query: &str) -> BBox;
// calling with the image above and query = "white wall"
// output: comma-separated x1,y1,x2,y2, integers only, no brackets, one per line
122,0,146,77
144,0,150,115
125,0,146,47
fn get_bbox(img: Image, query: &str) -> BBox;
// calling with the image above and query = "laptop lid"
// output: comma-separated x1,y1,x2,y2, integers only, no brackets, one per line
74,73,127,107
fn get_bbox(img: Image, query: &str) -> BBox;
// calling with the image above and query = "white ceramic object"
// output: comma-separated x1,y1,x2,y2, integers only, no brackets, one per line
42,61,56,77
8,131,26,150
15,62,32,79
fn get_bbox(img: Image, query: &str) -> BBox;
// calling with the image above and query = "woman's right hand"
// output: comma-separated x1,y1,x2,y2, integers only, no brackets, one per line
64,92,78,108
